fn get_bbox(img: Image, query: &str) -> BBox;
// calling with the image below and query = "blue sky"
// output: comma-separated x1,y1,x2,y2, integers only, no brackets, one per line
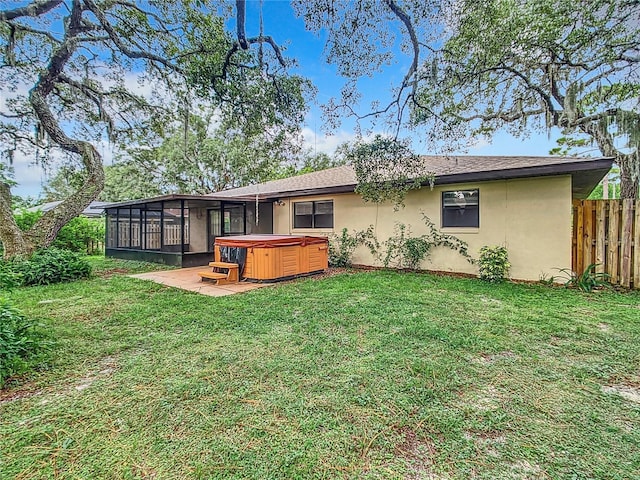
10,0,565,198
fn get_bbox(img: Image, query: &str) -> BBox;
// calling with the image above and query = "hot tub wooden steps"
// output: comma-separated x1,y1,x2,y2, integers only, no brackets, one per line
198,262,239,285
209,261,238,269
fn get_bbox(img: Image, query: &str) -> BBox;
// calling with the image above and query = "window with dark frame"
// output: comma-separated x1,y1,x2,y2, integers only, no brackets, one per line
293,200,334,228
442,190,479,228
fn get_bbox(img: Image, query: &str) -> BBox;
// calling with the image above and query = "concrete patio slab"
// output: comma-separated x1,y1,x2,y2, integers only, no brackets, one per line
129,266,270,297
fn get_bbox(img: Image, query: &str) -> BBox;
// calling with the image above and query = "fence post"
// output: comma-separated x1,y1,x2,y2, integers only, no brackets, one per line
595,201,606,274
583,200,594,268
607,200,620,284
620,200,633,288
634,200,640,289
575,200,584,274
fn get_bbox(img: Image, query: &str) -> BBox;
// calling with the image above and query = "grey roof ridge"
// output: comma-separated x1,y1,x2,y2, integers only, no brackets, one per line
213,155,613,199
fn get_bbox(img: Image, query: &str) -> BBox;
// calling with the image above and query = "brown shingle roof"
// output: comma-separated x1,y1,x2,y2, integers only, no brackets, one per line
212,155,613,200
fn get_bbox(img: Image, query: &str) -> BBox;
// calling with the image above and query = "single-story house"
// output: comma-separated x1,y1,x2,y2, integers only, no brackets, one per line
104,155,612,280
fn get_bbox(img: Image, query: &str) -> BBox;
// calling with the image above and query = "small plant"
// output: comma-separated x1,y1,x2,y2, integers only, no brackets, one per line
478,245,510,282
0,262,22,291
382,224,430,269
421,213,475,263
1,248,92,287
556,263,612,293
382,215,475,270
328,226,379,267
0,299,49,388
538,272,555,286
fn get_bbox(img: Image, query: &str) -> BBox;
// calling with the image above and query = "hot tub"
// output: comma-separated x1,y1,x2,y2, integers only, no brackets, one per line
214,234,329,282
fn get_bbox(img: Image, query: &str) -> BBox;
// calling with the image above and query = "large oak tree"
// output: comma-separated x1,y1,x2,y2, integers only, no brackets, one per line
0,0,309,258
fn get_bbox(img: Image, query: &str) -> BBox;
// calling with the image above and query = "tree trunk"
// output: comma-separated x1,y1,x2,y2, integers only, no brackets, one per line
618,157,639,199
0,182,36,258
12,59,106,257
1,32,105,259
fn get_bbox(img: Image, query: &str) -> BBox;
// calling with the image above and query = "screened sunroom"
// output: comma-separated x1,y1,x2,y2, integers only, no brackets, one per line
105,195,273,267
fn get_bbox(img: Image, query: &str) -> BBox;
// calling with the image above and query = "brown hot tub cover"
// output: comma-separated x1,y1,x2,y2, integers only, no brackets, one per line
215,234,328,248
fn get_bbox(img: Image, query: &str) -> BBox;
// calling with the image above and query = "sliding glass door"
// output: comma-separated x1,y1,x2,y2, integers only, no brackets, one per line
208,203,246,251
223,203,246,236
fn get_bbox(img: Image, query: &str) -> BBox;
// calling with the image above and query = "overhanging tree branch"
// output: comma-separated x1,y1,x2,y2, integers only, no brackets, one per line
0,0,63,21
84,0,182,73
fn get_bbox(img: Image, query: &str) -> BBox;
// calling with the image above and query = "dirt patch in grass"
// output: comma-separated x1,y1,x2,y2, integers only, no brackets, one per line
72,356,117,392
95,268,131,279
602,384,640,404
460,385,504,412
473,351,518,365
478,295,504,306
394,427,441,479
507,460,544,479
37,295,84,304
0,381,43,404
1,355,118,405
464,431,507,458
130,464,158,479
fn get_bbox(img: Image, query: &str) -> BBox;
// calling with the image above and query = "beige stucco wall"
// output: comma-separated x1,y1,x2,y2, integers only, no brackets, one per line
273,175,573,281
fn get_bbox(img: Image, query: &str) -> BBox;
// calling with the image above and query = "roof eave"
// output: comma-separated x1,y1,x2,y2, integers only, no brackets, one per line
219,158,615,200
431,157,614,190
102,194,226,209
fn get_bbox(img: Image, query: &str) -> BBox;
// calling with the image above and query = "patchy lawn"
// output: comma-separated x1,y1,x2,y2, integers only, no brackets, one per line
1,259,639,479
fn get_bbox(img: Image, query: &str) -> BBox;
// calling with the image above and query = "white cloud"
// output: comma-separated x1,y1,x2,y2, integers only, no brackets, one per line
301,127,381,155
468,137,491,150
0,78,31,112
122,72,155,99
9,151,46,198
121,71,172,102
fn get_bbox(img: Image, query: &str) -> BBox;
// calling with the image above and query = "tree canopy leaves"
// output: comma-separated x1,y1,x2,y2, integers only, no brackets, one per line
339,135,433,207
417,0,640,197
0,0,311,257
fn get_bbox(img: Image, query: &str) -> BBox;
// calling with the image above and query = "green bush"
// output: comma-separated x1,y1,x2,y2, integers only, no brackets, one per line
478,245,510,282
382,224,429,270
1,248,92,287
10,210,105,254
328,226,379,267
55,216,105,253
0,299,48,388
0,262,22,291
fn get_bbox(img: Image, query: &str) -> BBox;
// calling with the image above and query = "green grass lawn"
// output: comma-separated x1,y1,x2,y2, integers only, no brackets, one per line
2,258,639,479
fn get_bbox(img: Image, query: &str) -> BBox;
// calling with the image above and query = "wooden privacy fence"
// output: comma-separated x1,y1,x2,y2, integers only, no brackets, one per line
572,199,640,289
